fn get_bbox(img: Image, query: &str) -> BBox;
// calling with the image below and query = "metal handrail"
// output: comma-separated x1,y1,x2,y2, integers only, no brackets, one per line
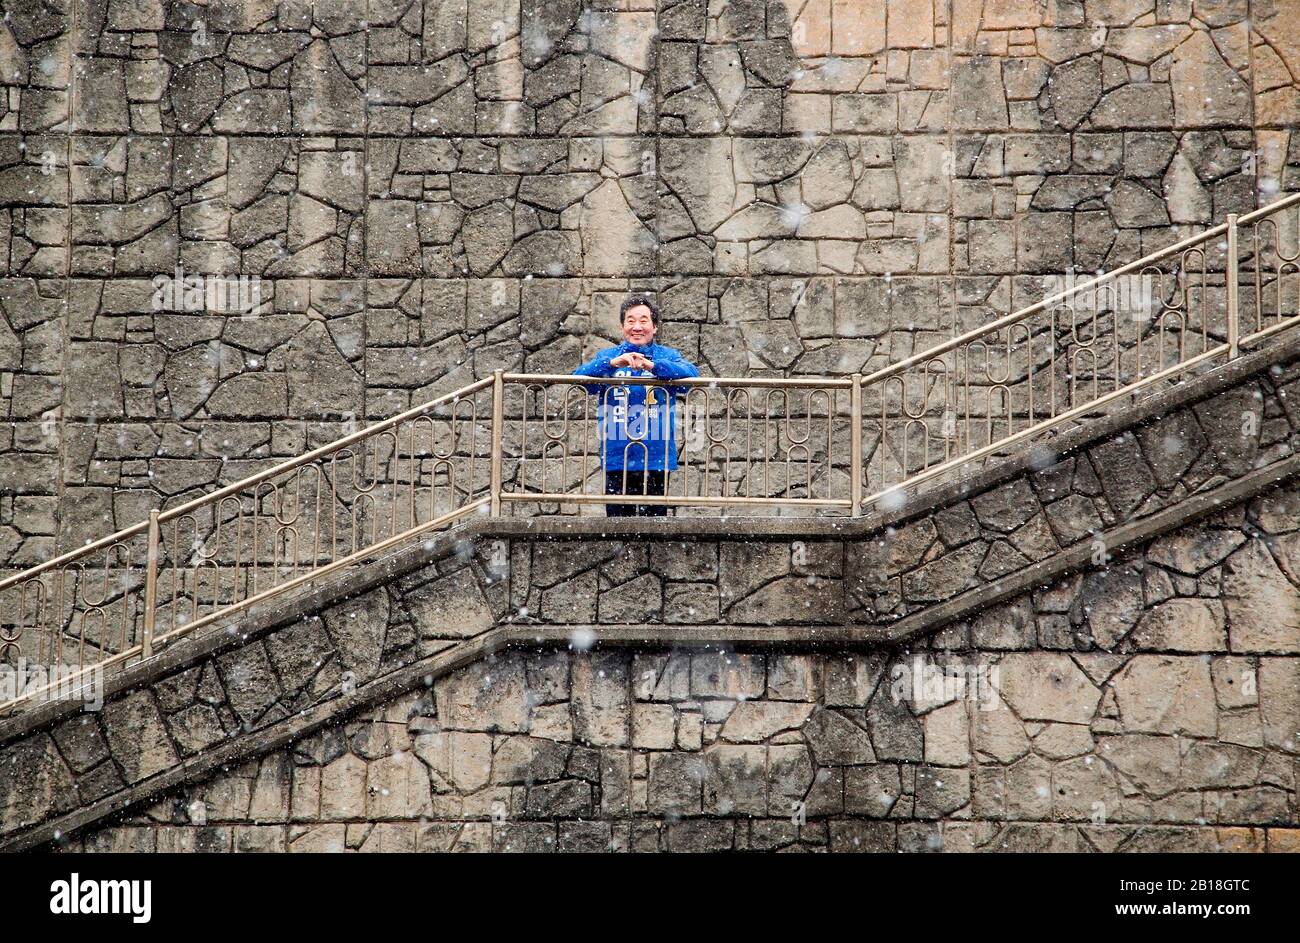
863,190,1300,388
2,192,1299,715
505,373,855,388
0,377,495,592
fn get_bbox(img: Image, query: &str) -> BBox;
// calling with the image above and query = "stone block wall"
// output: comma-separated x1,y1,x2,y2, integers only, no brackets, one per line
2,0,1300,564
1,340,1295,852
55,473,1300,852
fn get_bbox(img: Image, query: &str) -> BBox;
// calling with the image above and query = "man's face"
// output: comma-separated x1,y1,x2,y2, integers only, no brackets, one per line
621,305,657,346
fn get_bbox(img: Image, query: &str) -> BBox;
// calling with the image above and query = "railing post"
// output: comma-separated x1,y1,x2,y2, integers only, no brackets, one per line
142,509,159,659
490,369,504,516
849,373,863,516
1226,212,1240,359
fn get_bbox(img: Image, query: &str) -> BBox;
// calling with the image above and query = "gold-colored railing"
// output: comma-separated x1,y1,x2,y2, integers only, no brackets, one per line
0,378,498,714
855,193,1299,503
2,193,1298,714
497,374,853,512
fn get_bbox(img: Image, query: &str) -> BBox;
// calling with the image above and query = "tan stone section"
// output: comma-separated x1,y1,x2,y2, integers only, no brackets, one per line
1223,542,1300,653
1170,29,1251,128
887,0,936,49
1268,829,1300,852
721,701,816,742
320,754,367,820
406,568,495,639
993,653,1101,725
366,752,433,819
1252,3,1300,128
1111,656,1218,737
924,699,971,765
572,652,630,747
833,1,887,56
1258,658,1300,754
101,691,179,785
579,178,655,277
434,659,532,733
1132,598,1227,652
973,690,1031,763
413,730,493,793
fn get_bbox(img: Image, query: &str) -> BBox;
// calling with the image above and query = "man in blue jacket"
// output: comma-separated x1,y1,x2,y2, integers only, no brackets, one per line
573,296,700,516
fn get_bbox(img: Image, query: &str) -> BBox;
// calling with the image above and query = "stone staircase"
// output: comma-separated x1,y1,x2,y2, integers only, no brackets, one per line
2,323,1298,852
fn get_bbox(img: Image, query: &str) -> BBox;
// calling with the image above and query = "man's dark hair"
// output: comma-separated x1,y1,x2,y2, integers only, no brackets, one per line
619,295,659,325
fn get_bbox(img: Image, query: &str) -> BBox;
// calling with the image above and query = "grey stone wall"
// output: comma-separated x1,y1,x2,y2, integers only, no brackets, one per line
55,484,1300,852
3,0,1300,564
1,343,1296,852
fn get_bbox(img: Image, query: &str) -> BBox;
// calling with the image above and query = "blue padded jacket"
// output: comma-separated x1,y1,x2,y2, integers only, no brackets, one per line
573,342,700,471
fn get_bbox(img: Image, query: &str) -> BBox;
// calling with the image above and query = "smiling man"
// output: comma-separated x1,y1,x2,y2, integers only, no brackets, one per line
573,296,700,516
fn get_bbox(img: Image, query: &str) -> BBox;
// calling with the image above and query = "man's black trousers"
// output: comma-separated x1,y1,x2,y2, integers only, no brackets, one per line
604,470,668,517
